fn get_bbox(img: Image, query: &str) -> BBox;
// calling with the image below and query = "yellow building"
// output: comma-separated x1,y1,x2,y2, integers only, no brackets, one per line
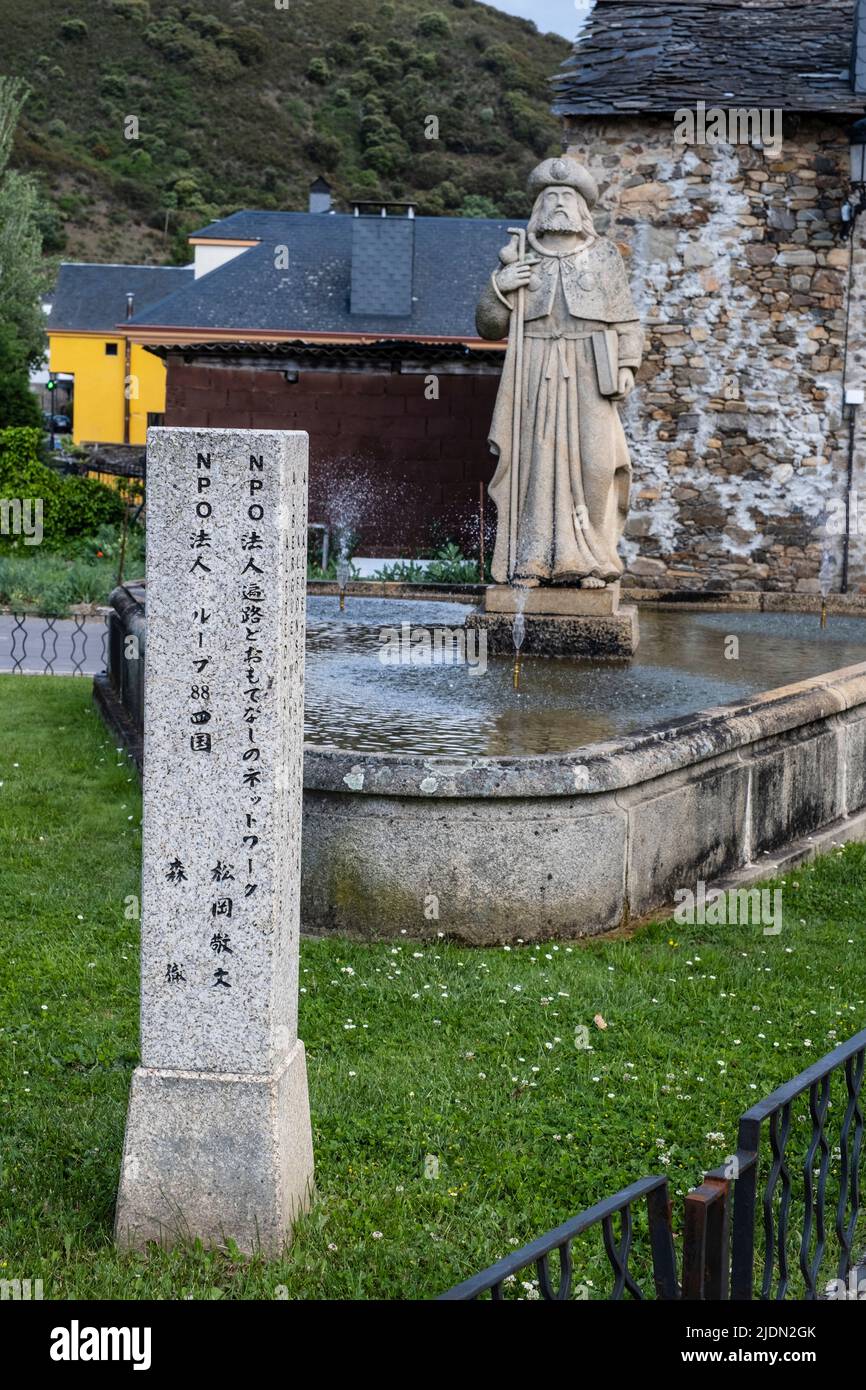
47,263,193,446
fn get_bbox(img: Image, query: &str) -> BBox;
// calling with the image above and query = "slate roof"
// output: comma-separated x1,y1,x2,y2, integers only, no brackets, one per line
127,211,526,340
47,263,193,333
149,339,507,370
551,0,865,115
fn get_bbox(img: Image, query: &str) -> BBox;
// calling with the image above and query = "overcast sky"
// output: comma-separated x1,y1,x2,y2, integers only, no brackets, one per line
489,0,595,41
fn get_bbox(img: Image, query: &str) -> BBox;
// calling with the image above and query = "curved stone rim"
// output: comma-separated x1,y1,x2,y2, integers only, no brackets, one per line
303,661,866,799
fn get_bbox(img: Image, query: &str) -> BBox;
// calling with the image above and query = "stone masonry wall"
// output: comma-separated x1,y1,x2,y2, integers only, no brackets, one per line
564,114,857,592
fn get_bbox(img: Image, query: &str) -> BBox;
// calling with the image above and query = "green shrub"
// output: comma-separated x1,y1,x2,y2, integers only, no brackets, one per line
0,428,124,553
185,11,226,40
414,51,439,76
363,142,408,177
305,131,341,167
371,558,429,583
190,45,241,81
307,57,330,85
373,542,479,585
347,69,377,96
144,19,198,63
362,47,401,83
417,11,451,39
67,521,145,570
0,333,43,430
426,541,480,584
459,194,500,219
503,91,555,155
360,112,394,143
328,41,353,66
100,73,127,99
503,186,529,214
228,27,267,64
0,532,144,614
60,18,89,41
109,0,151,20
60,475,127,540
172,175,203,207
436,179,462,208
482,43,519,76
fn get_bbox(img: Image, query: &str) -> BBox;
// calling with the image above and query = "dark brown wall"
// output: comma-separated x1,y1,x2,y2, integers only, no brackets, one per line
165,362,500,556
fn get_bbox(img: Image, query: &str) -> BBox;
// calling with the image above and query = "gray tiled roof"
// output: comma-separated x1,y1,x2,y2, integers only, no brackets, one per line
128,212,527,339
552,0,864,115
47,263,193,332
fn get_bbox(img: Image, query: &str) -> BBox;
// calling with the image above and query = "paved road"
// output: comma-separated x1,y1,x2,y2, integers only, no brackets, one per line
0,614,109,675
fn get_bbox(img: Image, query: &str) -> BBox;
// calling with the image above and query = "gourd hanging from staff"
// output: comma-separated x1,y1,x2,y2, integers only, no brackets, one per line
476,157,644,590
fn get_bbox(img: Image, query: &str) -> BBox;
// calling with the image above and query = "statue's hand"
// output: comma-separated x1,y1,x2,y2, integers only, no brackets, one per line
496,262,533,295
615,368,635,400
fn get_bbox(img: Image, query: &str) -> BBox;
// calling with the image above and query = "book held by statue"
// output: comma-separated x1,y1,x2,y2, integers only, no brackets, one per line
591,329,620,397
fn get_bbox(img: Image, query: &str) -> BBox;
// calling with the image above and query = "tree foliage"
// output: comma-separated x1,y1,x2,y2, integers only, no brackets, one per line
0,78,54,426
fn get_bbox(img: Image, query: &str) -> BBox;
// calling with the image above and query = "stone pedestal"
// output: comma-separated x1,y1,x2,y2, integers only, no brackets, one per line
467,583,639,658
484,582,623,616
115,427,314,1255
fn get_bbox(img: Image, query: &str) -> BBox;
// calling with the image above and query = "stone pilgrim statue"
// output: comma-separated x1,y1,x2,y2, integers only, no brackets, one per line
476,157,643,589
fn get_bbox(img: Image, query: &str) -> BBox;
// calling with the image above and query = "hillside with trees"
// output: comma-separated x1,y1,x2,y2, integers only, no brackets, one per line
0,0,570,263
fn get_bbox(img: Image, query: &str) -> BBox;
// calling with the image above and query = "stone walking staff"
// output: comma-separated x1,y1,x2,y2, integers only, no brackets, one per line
506,225,527,582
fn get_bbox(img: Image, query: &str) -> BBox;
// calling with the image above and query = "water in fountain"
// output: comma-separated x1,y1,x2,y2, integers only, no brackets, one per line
304,598,866,758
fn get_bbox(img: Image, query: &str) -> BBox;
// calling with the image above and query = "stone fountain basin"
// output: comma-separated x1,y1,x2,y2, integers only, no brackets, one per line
100,586,866,943
302,662,866,942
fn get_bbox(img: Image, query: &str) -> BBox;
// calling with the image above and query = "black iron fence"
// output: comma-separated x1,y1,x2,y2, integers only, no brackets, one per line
440,1175,679,1302
729,1027,865,1301
440,1026,866,1301
0,612,109,676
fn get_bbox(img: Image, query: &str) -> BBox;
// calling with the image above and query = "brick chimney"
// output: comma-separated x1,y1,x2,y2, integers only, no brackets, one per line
309,176,332,214
350,200,416,317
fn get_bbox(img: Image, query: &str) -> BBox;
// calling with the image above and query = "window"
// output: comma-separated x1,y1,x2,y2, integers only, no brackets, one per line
105,342,119,356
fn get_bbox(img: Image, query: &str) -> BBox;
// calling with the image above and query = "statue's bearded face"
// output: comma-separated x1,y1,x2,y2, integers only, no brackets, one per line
530,186,594,239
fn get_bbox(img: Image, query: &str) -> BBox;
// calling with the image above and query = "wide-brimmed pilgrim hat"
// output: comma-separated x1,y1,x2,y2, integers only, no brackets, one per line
527,156,599,209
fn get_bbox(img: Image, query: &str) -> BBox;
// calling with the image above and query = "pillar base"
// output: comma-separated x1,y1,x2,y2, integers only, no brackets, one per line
467,605,639,659
114,1041,314,1255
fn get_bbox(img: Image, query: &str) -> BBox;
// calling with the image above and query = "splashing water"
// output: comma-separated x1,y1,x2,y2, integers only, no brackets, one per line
512,588,528,689
819,548,836,599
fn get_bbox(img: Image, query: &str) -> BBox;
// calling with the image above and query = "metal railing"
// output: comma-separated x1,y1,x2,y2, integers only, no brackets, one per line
728,1026,865,1301
1,612,109,676
440,1176,679,1302
440,1027,866,1301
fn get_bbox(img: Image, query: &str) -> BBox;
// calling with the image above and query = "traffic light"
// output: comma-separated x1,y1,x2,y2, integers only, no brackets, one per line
47,377,56,392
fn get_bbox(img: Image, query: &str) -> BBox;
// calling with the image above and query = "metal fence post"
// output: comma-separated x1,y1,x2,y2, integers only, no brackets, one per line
683,1176,730,1300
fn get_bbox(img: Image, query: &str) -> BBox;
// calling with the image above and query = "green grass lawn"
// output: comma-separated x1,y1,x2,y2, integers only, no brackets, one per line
1,674,865,1300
